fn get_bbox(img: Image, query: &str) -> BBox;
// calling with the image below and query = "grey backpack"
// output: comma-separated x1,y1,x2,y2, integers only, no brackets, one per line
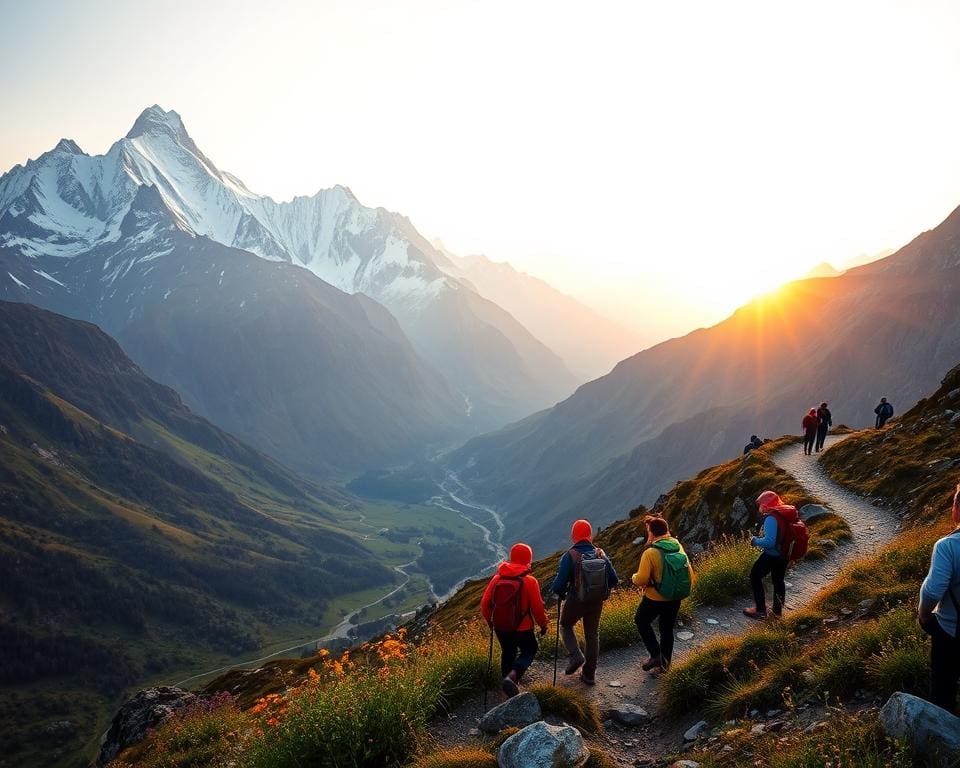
570,547,610,603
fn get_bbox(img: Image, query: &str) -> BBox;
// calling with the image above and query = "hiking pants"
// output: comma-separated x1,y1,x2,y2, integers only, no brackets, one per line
876,414,889,429
750,553,786,613
634,596,681,664
803,430,816,454
494,628,539,680
815,425,829,452
560,597,603,679
928,619,960,714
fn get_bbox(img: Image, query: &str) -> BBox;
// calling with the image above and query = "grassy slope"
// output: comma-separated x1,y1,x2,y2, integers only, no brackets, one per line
662,364,960,766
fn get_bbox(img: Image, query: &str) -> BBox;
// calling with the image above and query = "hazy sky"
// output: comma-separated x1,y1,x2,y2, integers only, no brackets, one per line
3,0,960,337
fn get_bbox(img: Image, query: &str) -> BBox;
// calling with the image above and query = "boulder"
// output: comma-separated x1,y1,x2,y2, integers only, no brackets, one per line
683,719,709,741
730,497,751,527
879,692,960,766
480,691,542,733
604,704,651,726
799,504,831,523
498,722,589,768
97,686,199,765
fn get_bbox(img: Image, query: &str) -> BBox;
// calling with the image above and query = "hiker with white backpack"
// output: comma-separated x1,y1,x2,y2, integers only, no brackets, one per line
550,519,619,685
631,516,695,672
480,542,549,698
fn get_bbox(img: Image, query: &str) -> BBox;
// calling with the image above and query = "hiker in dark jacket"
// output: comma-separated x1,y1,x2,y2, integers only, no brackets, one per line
743,435,764,455
918,483,960,714
801,408,818,455
815,402,832,452
551,519,619,685
744,490,797,619
631,516,695,672
874,397,894,428
481,542,549,697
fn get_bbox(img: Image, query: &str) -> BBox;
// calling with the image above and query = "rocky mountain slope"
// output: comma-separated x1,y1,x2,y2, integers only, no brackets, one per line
448,202,960,551
0,106,576,432
0,301,400,768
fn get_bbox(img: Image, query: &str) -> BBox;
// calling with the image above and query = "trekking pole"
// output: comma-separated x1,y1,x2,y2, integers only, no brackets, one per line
553,596,562,686
483,621,494,711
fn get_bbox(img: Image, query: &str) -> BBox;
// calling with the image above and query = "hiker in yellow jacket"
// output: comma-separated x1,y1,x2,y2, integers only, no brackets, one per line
631,516,695,672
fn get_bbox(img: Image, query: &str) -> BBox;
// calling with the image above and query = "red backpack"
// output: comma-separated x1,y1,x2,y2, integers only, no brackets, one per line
490,573,530,631
768,508,809,561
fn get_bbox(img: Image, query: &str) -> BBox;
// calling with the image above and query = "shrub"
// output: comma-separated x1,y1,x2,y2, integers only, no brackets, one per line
527,684,602,733
690,536,756,606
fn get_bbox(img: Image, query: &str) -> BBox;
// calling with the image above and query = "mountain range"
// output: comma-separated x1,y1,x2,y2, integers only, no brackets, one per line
447,202,960,551
0,106,583,475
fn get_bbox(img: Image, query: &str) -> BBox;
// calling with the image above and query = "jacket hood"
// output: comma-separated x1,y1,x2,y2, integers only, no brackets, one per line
757,490,799,521
497,561,532,577
808,408,817,416
650,537,681,553
571,519,593,543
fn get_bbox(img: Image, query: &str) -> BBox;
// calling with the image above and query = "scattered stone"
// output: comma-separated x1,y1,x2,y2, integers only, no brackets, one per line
840,608,853,616
765,709,782,718
750,723,765,735
683,720,709,741
879,692,960,766
706,618,719,625
608,680,625,688
497,721,588,768
677,631,695,641
803,721,827,733
604,705,651,726
720,622,731,629
480,691,542,733
767,720,786,732
822,617,839,625
784,581,793,588
856,598,877,617
670,761,702,768
689,542,705,556
749,709,760,718
799,504,831,523
468,728,481,736
98,687,200,766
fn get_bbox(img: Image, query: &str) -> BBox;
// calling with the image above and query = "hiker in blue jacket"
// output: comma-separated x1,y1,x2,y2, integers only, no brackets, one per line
744,490,790,620
874,398,894,428
918,483,960,714
551,519,619,685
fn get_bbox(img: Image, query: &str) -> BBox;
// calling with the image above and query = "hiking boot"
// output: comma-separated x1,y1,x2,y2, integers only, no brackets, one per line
564,655,585,675
501,671,519,698
743,607,767,620
579,673,596,686
641,655,662,671
772,596,784,617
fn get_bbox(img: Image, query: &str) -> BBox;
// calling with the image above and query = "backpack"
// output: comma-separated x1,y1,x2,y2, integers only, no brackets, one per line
490,574,530,631
570,547,610,603
650,541,692,601
883,403,894,418
768,510,809,561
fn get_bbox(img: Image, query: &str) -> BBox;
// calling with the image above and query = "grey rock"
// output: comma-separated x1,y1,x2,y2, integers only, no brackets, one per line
497,721,588,768
480,691,542,733
730,497,751,527
670,761,702,768
468,728,481,737
683,719,710,741
799,504,831,523
604,705,651,726
879,692,960,766
688,542,705,556
677,630,695,641
97,687,199,765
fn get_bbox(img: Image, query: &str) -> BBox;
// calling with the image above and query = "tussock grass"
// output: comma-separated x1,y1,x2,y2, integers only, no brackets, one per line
528,684,602,733
585,749,619,768
411,749,498,768
690,535,756,606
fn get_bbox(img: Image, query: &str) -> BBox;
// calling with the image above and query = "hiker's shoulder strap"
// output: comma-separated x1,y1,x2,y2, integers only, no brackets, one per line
568,547,583,563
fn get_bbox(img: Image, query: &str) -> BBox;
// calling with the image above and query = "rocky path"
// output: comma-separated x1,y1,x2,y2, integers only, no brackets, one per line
429,435,903,765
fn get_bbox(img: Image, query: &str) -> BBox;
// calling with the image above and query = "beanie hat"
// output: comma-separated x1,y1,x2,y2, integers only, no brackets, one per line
756,490,783,511
509,542,533,566
571,519,592,542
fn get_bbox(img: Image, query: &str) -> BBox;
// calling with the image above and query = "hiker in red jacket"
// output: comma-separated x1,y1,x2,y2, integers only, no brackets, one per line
801,408,818,455
480,542,549,697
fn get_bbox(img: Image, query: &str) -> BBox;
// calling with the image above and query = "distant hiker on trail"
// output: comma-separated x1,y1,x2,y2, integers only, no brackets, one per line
551,519,619,685
918,483,960,714
631,516,694,673
874,397,894,428
815,402,832,453
481,542,549,697
744,490,808,619
743,435,764,455
802,408,818,455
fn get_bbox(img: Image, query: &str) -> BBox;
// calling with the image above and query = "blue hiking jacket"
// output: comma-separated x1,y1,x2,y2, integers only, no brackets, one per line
551,540,619,599
751,515,781,557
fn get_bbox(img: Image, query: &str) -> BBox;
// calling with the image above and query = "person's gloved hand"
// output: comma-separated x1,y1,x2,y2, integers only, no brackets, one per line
539,625,547,636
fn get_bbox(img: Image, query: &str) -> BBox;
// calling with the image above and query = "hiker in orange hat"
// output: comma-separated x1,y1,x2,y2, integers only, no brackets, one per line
550,519,619,685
